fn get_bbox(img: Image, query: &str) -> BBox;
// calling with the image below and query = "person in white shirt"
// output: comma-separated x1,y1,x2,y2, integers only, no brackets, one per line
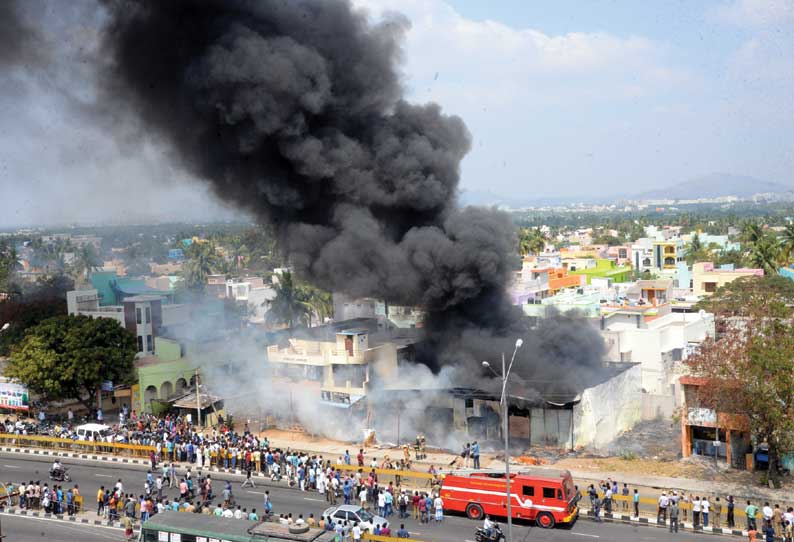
359,488,368,509
483,516,495,537
701,497,710,527
763,503,774,522
222,508,234,518
352,522,362,541
693,496,702,527
658,492,669,523
234,507,244,519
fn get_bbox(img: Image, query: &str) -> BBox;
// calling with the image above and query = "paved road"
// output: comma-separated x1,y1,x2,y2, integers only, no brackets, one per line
0,453,732,542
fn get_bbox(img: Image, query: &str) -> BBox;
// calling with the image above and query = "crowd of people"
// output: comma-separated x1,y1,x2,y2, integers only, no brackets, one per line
4,479,81,516
586,478,794,542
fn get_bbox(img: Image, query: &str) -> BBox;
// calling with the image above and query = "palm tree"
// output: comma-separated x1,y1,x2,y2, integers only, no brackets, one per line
684,233,710,265
304,285,334,326
780,224,794,265
741,221,764,247
182,243,220,291
518,227,547,256
71,244,101,283
749,233,782,276
265,271,312,330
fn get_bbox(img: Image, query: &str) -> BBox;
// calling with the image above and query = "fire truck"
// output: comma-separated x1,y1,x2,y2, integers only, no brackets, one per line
440,469,580,529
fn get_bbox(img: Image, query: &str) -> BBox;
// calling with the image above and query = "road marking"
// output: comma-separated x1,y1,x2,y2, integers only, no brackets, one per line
95,474,113,477
246,490,268,495
571,533,600,538
303,497,324,502
3,464,20,468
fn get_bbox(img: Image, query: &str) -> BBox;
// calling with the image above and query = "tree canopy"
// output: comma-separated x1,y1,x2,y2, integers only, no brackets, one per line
6,315,137,412
694,275,794,320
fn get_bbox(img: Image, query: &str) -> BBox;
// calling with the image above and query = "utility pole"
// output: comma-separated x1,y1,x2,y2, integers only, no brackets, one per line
195,368,201,429
502,351,512,542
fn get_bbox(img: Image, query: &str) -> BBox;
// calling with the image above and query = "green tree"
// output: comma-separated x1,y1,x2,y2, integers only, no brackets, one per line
518,227,547,256
780,224,794,265
684,233,711,265
181,242,221,292
687,316,794,488
70,244,101,283
303,284,334,326
265,271,312,330
748,233,782,276
0,240,18,291
694,275,794,320
6,315,137,412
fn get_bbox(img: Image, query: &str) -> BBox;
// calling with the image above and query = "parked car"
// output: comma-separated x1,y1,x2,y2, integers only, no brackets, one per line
322,504,388,531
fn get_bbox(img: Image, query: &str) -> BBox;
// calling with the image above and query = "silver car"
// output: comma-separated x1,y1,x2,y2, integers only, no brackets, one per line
322,504,389,531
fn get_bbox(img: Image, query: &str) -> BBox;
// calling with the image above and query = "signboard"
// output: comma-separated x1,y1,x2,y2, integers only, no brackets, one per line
687,407,716,425
0,382,30,411
158,532,169,542
101,381,114,392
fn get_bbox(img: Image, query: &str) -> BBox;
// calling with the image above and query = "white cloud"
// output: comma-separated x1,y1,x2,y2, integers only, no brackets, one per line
708,0,794,27
355,0,692,113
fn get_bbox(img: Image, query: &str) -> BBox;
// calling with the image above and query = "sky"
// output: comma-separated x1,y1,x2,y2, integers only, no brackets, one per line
0,0,792,226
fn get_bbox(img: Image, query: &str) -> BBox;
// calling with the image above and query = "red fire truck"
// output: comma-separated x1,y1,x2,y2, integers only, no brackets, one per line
440,469,580,529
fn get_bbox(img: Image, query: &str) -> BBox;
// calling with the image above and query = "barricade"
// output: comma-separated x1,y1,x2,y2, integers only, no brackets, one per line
579,489,762,524
363,534,425,542
0,433,155,457
332,462,440,490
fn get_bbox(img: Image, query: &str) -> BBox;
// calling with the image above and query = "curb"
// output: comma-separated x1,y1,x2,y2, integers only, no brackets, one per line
580,508,748,537
0,506,134,530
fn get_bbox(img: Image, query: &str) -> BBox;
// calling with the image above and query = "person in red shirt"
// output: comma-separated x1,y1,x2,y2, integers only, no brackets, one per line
357,449,365,467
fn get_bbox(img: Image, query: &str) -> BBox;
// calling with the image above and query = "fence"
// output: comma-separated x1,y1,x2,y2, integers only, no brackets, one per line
364,534,425,542
0,482,83,513
580,490,762,524
0,433,155,457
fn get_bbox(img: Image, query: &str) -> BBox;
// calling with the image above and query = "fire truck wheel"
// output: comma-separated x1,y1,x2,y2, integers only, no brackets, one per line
536,512,555,529
465,503,485,520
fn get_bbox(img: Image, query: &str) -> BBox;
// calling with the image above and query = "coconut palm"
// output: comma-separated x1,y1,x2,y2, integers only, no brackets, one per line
265,271,313,330
71,244,101,283
749,233,782,276
181,242,220,291
518,227,547,256
780,224,794,265
684,233,711,265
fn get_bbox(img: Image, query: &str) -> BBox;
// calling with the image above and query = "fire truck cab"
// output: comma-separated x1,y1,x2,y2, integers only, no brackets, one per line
440,469,580,529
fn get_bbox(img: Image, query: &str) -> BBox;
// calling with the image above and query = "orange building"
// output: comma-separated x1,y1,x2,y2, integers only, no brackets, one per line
531,267,585,294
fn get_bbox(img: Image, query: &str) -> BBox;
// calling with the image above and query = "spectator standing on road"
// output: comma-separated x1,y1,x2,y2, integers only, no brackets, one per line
764,523,775,542
714,497,722,529
604,485,613,514
622,484,629,512
472,441,480,469
434,494,444,522
658,492,669,523
747,501,759,531
397,524,410,538
593,496,602,522
763,502,773,528
774,504,783,538
727,496,735,528
702,496,710,527
669,499,679,533
97,486,105,516
242,467,255,488
693,496,702,527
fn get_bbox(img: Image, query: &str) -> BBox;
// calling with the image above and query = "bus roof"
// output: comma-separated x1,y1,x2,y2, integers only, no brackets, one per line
142,512,256,542
142,512,338,542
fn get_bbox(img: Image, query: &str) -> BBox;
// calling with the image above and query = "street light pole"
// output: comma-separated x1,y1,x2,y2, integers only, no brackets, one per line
483,338,523,542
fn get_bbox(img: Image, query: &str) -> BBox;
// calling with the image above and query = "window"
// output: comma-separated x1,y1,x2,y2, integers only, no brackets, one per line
137,336,143,352
464,399,474,409
146,335,153,352
136,308,142,324
705,282,717,293
542,487,556,499
145,306,151,324
522,486,534,497
334,511,348,521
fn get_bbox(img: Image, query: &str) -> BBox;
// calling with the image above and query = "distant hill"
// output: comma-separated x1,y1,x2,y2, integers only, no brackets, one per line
634,173,792,201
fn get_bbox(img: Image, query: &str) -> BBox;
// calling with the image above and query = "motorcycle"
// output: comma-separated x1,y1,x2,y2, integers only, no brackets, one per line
475,524,505,542
49,467,72,482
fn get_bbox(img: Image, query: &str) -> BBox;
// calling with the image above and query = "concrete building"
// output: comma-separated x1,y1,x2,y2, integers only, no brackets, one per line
66,289,125,326
692,262,764,296
265,325,402,407
631,238,654,273
653,240,685,271
601,309,714,400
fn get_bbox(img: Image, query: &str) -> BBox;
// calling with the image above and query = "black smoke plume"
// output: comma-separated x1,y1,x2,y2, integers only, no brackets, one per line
7,0,607,397
98,0,605,393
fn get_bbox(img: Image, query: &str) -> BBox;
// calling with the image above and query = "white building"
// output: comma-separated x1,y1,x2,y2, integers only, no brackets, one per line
601,311,715,398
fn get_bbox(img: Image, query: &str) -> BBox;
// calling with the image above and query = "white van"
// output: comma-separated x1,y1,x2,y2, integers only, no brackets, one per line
75,423,112,442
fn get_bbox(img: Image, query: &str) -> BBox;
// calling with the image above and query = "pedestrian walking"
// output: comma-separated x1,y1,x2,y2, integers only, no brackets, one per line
242,468,255,488
633,489,640,518
593,496,602,522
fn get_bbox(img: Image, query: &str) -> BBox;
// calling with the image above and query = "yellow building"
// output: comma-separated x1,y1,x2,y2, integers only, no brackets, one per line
692,262,764,296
